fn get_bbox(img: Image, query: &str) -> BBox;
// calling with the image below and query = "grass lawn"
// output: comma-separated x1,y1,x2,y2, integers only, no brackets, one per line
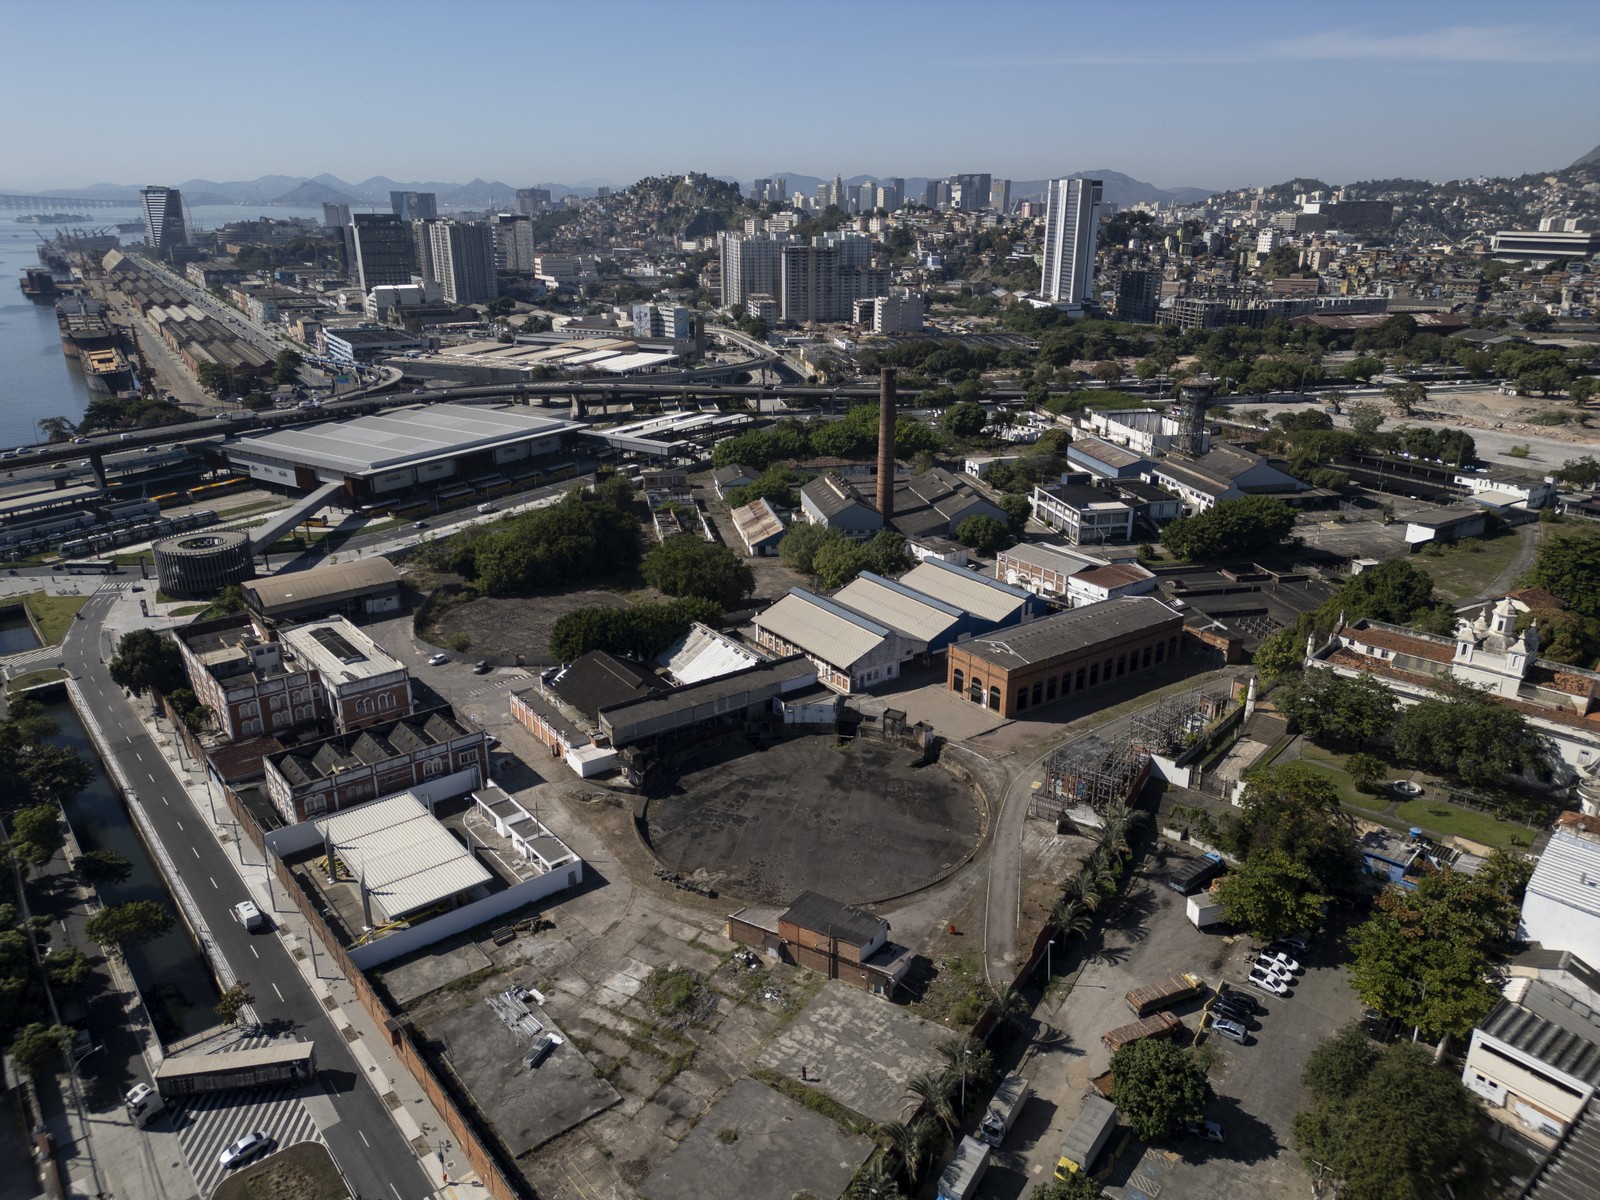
1392,797,1536,852
111,550,154,567
1419,533,1524,601
22,592,89,644
212,1142,349,1200
1285,758,1382,812
166,603,208,616
6,668,69,694
214,499,287,521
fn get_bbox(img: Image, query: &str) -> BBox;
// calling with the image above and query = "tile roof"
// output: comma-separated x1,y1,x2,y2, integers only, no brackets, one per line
833,574,964,645
958,596,1182,668
1075,563,1155,590
800,473,877,520
899,559,1035,624
1345,623,1456,664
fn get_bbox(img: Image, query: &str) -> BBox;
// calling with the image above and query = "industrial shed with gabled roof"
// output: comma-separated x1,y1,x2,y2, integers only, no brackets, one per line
832,571,966,653
898,557,1045,629
752,589,906,694
242,557,402,623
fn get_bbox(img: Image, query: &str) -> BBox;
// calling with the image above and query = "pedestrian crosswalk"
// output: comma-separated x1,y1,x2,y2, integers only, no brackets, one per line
466,671,531,698
170,1082,325,1198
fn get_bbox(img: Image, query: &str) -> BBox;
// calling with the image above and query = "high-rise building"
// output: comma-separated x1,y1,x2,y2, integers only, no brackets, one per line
322,202,351,228
815,230,873,269
428,221,498,305
923,180,950,209
1039,177,1103,307
140,186,188,257
720,231,787,308
1114,270,1159,323
412,219,440,283
390,191,438,221
489,213,535,272
752,178,789,205
781,244,842,324
514,187,552,215
351,213,417,292
989,179,1012,214
878,178,904,212
949,173,993,211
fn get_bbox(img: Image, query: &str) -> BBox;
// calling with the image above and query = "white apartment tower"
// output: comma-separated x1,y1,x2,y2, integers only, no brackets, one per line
720,232,787,308
1040,177,1103,307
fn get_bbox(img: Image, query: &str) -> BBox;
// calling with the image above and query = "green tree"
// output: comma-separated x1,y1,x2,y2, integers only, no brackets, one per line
1029,1173,1105,1200
36,416,76,442
1316,558,1450,633
777,522,835,575
83,901,176,956
272,349,304,385
15,743,93,809
1108,1038,1212,1141
10,805,65,867
1555,456,1600,489
813,536,869,589
1251,626,1306,685
641,537,754,608
1341,356,1385,384
1385,380,1428,416
108,629,186,697
203,585,247,619
1277,668,1396,748
44,948,94,992
955,515,1010,556
1159,496,1295,562
196,361,232,398
9,1022,71,1079
1348,867,1517,1040
1344,402,1385,442
999,494,1032,535
1301,1022,1379,1106
1344,752,1385,792
860,530,911,577
1292,1041,1480,1200
74,850,133,888
1225,762,1357,888
1526,530,1600,620
1392,676,1544,789
1212,849,1329,941
941,401,987,438
214,980,256,1026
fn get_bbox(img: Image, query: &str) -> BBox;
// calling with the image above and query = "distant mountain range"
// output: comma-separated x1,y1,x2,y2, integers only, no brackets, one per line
761,170,1216,208
1,169,1210,210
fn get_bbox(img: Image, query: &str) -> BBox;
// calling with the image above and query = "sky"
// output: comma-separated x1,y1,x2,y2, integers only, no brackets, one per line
4,0,1598,194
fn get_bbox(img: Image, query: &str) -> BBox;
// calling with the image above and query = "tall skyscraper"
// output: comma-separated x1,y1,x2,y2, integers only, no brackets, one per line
1114,269,1159,323
322,202,352,228
720,231,787,308
989,179,1012,214
140,186,188,257
949,174,993,211
428,221,498,304
351,213,416,292
878,178,904,212
489,213,535,272
1040,177,1103,307
390,191,438,221
515,187,552,214
781,244,842,325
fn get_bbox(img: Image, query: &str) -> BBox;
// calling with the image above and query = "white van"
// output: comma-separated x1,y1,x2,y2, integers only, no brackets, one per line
477,502,496,514
234,900,267,932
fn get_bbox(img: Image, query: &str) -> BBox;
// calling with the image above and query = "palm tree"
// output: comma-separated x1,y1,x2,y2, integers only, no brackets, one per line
846,1153,903,1200
1051,896,1093,941
880,1118,938,1189
988,985,1031,1044
903,1069,957,1137
1063,870,1101,912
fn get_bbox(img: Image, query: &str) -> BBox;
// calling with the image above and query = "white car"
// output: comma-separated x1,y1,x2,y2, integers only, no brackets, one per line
428,653,448,666
1247,969,1289,996
1272,936,1310,955
1253,957,1294,982
219,1131,272,1169
1259,948,1301,973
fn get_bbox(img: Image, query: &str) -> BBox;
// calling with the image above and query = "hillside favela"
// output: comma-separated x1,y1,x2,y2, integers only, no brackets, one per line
1,5,1599,1200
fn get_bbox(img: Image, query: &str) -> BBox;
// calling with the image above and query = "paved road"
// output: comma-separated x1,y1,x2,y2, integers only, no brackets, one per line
61,586,437,1200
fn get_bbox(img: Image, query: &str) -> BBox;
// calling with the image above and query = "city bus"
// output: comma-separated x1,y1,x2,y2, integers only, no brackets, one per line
63,559,118,575
152,1040,316,1099
152,491,187,510
388,500,429,518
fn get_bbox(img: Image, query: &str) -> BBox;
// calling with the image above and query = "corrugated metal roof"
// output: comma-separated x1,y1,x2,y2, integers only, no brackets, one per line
833,575,963,646
1480,989,1600,1087
960,596,1182,668
755,589,890,669
900,559,1033,624
243,558,399,614
1527,831,1600,922
313,792,491,921
1527,1101,1600,1200
731,497,786,547
781,891,885,947
659,623,768,685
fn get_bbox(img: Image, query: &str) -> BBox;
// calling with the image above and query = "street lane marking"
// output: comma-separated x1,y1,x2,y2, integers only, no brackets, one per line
209,877,217,889
359,1130,369,1147
147,773,155,782
251,946,259,958
273,983,284,1001
191,847,200,858
176,821,183,831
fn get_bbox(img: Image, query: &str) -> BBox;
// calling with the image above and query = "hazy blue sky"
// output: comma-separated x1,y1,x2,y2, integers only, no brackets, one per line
5,0,1597,192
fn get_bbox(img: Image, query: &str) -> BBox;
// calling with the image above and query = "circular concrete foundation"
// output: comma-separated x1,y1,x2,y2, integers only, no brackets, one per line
643,735,983,905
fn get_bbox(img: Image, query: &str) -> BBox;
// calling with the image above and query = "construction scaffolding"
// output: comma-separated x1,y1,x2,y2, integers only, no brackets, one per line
1129,690,1228,756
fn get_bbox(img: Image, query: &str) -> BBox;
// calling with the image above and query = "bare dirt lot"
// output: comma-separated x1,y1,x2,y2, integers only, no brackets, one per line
425,589,634,662
645,735,986,905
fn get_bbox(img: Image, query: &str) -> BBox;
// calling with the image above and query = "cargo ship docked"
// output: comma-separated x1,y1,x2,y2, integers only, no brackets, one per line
20,267,58,298
56,294,115,359
81,345,134,394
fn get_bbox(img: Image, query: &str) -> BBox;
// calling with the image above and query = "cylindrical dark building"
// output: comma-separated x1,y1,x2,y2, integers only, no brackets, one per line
152,530,254,599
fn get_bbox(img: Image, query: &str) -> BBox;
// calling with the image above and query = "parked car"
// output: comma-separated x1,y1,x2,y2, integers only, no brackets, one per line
473,660,491,674
1253,957,1294,982
1271,936,1310,955
1247,969,1289,996
1257,948,1301,973
219,1132,273,1170
1183,1120,1226,1143
428,653,448,666
1211,997,1255,1025
1211,1017,1249,1044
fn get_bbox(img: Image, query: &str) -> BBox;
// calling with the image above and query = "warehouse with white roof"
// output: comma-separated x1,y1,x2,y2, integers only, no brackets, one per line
898,558,1045,629
832,572,966,654
753,589,907,694
224,403,580,500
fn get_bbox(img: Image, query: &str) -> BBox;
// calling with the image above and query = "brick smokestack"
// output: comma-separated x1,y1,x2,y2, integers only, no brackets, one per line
877,367,896,521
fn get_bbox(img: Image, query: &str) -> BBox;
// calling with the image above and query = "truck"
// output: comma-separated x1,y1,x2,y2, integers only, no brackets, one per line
936,1135,991,1200
124,1083,165,1127
1166,850,1226,895
979,1074,1031,1148
1125,972,1207,1017
1054,1094,1118,1180
1102,1010,1182,1052
1187,892,1227,929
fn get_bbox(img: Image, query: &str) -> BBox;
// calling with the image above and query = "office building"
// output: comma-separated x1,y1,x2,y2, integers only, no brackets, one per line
1115,269,1159,323
949,173,993,211
390,191,438,221
140,186,188,257
490,212,535,272
350,213,416,292
989,179,1012,213
816,230,873,269
514,187,552,214
877,178,904,212
427,220,498,304
322,202,351,228
1039,177,1103,307
751,177,788,204
854,292,924,334
720,231,788,307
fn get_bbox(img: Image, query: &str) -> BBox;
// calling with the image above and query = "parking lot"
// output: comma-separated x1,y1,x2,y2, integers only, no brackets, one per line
979,837,1364,1200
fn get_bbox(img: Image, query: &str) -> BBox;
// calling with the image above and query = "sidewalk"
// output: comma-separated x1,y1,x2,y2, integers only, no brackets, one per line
79,586,481,1200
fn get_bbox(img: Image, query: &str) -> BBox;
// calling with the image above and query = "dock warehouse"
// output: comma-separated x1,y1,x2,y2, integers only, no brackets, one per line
223,403,580,500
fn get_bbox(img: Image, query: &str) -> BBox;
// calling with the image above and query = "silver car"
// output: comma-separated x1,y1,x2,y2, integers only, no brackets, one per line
218,1131,272,1169
1247,969,1289,996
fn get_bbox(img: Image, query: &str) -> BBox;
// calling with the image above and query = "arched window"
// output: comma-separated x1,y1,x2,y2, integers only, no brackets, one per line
952,669,964,694
989,685,1001,710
